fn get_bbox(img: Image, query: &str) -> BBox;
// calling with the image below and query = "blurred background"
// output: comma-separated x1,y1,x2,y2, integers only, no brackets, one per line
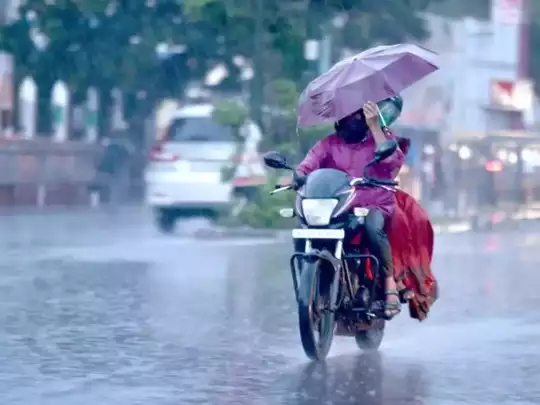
2,2,540,404
0,0,537,230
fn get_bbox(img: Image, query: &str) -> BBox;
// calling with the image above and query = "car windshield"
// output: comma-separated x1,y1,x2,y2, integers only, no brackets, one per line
167,117,235,142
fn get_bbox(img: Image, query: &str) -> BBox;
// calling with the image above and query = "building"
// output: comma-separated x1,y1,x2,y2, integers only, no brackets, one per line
398,1,540,214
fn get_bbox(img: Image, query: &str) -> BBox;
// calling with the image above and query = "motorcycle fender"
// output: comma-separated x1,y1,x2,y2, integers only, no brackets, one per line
304,249,342,310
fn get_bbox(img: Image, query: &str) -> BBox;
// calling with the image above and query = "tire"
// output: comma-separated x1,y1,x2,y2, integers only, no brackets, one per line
202,209,220,222
297,258,336,361
355,319,385,351
154,208,177,234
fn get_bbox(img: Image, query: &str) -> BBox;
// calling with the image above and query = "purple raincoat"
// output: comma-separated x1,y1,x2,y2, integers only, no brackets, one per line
296,131,404,217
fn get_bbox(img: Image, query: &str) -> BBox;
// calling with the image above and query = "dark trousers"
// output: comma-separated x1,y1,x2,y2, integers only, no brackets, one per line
293,209,393,277
363,209,393,277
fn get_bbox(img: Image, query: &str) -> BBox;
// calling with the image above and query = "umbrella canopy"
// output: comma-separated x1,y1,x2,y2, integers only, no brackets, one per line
297,43,439,127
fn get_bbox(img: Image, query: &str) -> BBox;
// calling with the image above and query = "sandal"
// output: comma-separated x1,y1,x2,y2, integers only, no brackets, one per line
399,288,415,303
396,281,415,303
384,289,402,320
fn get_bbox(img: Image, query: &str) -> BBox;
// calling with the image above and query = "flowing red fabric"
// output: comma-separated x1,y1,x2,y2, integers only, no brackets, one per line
386,189,438,320
390,135,438,320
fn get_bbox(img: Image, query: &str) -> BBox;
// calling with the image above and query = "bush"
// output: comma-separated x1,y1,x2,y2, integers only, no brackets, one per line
213,80,333,229
212,100,249,182
235,173,296,229
297,124,333,154
212,99,249,130
265,79,298,110
237,123,336,229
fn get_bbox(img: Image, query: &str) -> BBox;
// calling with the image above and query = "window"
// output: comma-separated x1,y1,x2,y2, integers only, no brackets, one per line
167,117,234,142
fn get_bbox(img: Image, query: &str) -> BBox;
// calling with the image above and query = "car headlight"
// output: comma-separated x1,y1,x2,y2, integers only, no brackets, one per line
301,199,339,226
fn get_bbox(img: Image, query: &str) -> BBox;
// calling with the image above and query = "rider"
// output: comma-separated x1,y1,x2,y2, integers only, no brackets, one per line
293,99,404,318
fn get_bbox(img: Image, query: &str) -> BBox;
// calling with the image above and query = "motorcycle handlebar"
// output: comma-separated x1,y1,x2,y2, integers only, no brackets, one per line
270,177,397,195
360,159,398,187
366,177,398,186
271,185,292,194
350,176,398,187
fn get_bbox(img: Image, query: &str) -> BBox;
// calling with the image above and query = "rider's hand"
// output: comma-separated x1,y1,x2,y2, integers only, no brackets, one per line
292,171,307,191
363,101,380,129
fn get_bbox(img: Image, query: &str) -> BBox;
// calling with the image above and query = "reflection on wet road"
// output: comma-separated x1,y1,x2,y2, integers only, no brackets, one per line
1,209,540,404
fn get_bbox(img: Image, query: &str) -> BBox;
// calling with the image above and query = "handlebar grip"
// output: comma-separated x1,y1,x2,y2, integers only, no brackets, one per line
363,176,398,186
270,185,292,195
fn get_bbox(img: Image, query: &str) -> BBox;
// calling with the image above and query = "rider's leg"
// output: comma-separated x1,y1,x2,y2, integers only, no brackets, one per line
363,209,401,318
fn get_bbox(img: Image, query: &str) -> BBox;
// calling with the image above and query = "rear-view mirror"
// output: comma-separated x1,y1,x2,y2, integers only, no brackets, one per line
263,151,292,170
374,140,398,162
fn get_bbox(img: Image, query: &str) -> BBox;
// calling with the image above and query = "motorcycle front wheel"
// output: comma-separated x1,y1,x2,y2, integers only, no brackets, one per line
297,258,336,361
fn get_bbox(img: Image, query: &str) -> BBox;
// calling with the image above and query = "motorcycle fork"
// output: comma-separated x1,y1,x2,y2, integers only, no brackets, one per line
290,239,343,310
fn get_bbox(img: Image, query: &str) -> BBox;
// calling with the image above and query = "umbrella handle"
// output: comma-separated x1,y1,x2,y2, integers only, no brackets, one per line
376,104,388,129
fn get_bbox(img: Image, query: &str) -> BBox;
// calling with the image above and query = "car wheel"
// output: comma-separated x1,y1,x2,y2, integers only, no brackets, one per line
202,209,220,222
154,208,177,234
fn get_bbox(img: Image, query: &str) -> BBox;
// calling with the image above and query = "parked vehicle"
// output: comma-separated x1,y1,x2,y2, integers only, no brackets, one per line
145,103,264,233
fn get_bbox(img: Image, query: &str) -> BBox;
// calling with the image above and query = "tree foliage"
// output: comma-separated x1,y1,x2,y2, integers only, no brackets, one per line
0,0,442,125
2,1,185,95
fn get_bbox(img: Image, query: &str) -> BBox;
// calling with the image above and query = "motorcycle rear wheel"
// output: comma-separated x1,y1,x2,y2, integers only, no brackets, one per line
297,258,336,361
355,319,385,351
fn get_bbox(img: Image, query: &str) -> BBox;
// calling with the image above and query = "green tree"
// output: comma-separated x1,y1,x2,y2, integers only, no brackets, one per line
302,0,451,57
0,0,189,131
183,0,444,85
0,0,451,134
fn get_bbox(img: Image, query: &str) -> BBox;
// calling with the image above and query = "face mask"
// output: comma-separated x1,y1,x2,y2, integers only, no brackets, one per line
336,114,369,143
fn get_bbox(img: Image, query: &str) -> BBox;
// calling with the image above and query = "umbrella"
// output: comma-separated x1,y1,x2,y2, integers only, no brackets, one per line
297,43,439,127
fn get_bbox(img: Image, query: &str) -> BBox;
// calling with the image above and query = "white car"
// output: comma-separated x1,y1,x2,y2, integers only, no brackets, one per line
145,103,265,233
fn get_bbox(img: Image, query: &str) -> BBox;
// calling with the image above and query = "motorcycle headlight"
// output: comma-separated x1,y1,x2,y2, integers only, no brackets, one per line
301,199,339,226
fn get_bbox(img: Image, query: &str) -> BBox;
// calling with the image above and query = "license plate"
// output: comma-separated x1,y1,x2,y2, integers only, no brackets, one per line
292,228,345,240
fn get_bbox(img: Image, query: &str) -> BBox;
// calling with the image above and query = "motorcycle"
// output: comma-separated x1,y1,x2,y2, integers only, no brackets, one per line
263,140,399,361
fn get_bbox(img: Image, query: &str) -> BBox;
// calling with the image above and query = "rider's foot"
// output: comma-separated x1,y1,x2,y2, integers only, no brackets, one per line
396,280,415,302
384,290,401,319
384,277,402,319
401,289,415,301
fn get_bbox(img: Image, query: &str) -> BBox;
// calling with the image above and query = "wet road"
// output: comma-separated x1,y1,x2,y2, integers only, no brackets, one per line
1,208,540,404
